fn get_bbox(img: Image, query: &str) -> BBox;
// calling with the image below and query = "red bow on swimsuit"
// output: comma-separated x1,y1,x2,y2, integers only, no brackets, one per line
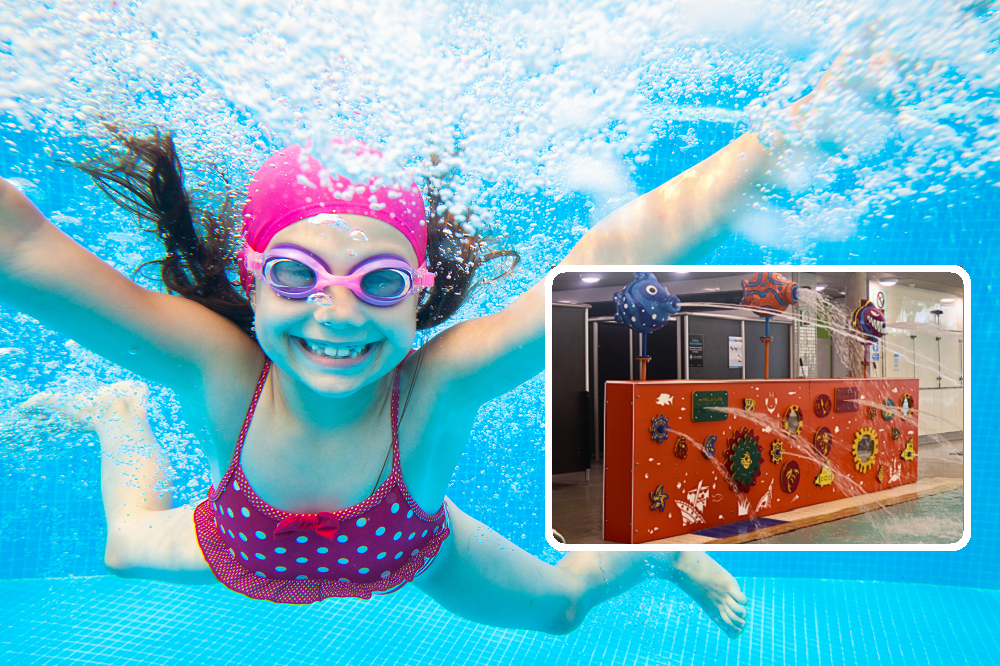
273,512,340,540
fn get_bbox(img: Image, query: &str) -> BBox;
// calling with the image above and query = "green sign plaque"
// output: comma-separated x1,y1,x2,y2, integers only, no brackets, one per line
692,391,729,422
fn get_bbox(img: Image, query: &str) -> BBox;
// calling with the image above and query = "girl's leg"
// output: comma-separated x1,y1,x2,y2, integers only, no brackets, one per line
413,500,747,637
22,383,213,584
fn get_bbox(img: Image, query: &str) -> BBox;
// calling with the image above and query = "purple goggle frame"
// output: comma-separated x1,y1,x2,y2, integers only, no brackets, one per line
243,244,436,306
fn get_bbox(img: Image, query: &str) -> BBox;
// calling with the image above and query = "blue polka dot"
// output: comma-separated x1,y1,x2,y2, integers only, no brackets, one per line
375,527,385,536
317,567,329,573
255,553,265,560
411,549,420,557
337,535,348,543
239,532,248,542
228,548,235,557
255,571,266,578
296,575,308,580
357,546,368,554
255,531,266,540
377,552,386,560
406,510,414,519
339,578,350,583
274,547,286,554
317,547,329,554
380,571,391,579
219,525,225,534
241,507,250,518
356,517,367,528
227,508,234,518
421,530,428,538
275,566,287,572
394,552,403,560
240,552,248,560
393,532,402,541
434,526,440,533
338,558,349,565
408,532,416,540
390,503,400,514
296,557,308,564
227,530,234,539
233,480,240,492
296,536,308,544
358,568,369,575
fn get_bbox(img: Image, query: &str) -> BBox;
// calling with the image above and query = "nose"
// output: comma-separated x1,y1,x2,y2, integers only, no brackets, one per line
310,286,367,328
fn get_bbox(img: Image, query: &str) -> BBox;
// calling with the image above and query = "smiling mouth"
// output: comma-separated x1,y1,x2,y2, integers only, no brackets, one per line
295,337,377,364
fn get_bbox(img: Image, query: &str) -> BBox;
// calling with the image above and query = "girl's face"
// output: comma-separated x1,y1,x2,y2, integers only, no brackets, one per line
252,214,420,398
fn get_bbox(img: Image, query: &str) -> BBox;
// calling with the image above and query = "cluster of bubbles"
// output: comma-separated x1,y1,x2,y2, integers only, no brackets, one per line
0,0,996,256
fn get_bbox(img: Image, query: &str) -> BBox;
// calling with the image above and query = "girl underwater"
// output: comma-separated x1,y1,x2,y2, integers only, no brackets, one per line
0,122,791,637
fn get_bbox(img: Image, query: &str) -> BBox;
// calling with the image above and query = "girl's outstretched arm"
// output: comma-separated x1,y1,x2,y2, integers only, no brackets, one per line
419,131,774,407
0,179,264,449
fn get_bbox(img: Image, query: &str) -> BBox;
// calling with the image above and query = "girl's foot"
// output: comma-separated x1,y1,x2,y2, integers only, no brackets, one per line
653,551,748,639
19,381,149,432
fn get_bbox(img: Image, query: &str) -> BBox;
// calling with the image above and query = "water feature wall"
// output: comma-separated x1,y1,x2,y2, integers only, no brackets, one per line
604,377,919,543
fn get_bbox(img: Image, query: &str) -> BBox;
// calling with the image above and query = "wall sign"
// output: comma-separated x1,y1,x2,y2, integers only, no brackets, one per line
728,336,744,369
835,387,859,412
689,334,704,368
692,391,728,422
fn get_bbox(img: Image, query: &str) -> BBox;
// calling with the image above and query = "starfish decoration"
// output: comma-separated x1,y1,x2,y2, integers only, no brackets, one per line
650,485,669,512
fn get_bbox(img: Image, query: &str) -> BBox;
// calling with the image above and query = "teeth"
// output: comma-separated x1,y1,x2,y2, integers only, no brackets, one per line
304,341,368,358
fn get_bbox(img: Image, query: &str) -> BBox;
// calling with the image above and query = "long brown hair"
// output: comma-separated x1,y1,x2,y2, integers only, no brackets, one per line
74,129,518,335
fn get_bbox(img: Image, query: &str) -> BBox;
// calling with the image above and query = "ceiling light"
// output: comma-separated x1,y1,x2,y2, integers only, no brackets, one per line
878,278,898,287
581,276,601,283
941,297,956,303
816,284,827,292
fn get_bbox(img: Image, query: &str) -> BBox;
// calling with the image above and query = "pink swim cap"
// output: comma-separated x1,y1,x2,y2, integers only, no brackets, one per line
238,142,428,293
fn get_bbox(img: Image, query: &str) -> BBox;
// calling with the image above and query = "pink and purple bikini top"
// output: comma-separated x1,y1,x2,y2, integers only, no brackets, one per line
193,361,450,604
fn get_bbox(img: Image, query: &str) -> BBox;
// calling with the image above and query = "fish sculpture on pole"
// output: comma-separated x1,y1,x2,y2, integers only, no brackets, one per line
613,272,682,380
851,299,885,378
740,272,799,379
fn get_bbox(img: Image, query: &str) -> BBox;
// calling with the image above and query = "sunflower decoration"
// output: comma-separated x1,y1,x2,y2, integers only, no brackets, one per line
852,426,879,473
726,427,763,493
649,415,670,443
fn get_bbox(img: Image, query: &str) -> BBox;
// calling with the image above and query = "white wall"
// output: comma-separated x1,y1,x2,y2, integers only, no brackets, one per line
869,281,964,436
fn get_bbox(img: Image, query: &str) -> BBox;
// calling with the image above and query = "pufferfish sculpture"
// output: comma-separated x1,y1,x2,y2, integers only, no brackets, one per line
613,272,682,334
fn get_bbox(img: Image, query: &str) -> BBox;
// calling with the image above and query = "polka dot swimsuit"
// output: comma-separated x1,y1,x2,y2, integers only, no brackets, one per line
193,361,450,604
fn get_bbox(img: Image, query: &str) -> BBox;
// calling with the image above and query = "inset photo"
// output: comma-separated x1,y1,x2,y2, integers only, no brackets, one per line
547,267,968,549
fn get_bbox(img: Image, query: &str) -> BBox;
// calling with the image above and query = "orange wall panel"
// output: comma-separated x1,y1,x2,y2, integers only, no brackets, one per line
603,378,919,544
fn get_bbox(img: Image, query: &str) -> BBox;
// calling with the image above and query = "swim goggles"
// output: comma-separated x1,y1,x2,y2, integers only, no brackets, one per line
243,244,436,306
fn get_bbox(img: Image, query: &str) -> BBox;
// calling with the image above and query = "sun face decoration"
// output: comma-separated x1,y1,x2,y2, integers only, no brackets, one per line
726,427,762,493
852,427,880,473
649,415,670,443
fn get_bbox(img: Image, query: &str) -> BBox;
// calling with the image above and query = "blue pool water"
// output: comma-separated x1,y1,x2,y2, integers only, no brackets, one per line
0,2,996,664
